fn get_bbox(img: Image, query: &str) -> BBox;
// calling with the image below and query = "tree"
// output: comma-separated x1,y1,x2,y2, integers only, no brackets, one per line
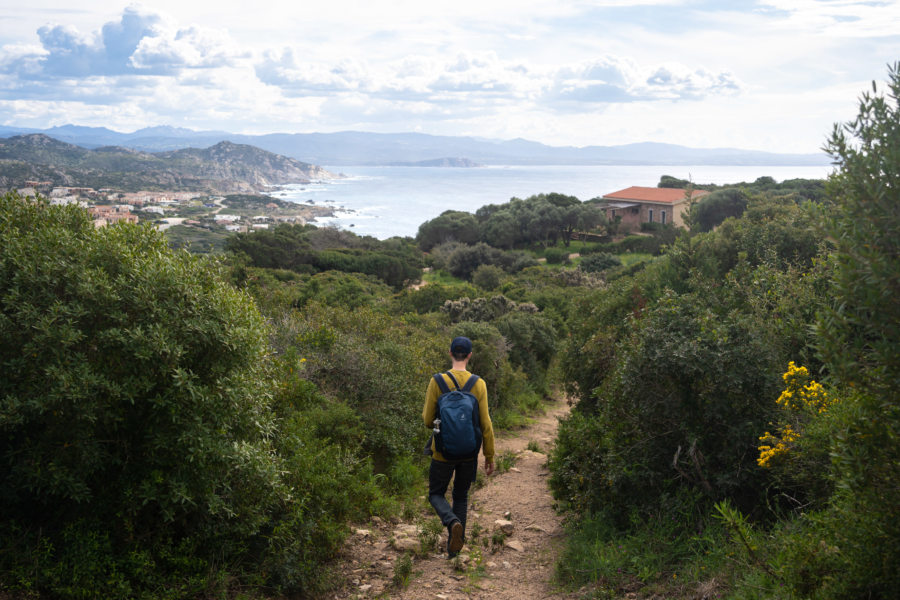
0,195,283,595
819,63,900,394
416,209,480,250
805,62,900,596
690,188,749,232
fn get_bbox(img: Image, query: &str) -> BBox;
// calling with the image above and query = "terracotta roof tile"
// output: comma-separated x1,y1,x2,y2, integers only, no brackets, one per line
602,186,709,204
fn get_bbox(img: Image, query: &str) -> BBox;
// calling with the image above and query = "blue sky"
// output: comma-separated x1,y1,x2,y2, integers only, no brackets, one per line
0,0,897,153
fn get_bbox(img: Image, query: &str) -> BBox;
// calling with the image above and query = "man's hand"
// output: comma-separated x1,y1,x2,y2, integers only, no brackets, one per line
484,458,494,476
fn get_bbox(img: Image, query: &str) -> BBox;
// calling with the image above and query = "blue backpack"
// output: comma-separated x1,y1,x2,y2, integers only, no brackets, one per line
432,372,482,460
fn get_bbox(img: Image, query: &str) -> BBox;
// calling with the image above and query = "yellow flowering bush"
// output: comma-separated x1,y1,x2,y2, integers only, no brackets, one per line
758,362,834,468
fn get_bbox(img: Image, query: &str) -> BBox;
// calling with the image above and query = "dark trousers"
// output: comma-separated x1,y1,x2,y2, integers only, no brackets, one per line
428,458,476,535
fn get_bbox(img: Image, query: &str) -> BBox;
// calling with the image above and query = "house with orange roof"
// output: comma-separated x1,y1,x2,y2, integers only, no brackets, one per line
599,186,709,232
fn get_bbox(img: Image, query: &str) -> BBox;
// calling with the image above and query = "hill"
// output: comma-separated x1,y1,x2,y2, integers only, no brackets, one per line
0,125,831,167
0,134,338,193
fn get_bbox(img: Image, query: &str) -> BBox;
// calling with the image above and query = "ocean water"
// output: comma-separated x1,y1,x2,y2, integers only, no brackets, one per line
269,164,834,240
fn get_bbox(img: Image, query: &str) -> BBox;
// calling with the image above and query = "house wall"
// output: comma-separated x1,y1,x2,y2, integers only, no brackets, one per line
640,201,688,228
602,195,697,231
605,206,642,232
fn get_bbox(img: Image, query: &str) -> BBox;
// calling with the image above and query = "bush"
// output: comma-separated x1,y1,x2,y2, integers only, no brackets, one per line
543,247,569,264
0,196,379,597
392,281,479,314
0,196,280,595
691,188,749,232
441,294,538,323
472,264,505,290
416,210,481,251
579,252,621,273
447,242,503,279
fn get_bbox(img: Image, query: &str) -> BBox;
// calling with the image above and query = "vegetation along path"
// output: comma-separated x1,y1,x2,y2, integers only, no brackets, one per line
330,394,579,600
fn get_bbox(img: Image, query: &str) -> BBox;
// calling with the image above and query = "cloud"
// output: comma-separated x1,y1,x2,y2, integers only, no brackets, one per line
3,5,242,80
254,47,738,113
255,49,371,93
758,0,900,37
542,56,742,106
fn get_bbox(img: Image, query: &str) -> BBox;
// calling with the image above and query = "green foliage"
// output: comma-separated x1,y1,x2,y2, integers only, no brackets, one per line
494,309,557,391
221,193,291,209
475,194,606,249
416,209,481,251
751,61,900,600
441,294,538,323
392,552,414,588
0,195,385,598
819,64,900,396
294,270,393,309
447,242,504,279
690,188,749,232
1,195,272,522
579,252,622,273
587,227,677,256
226,223,423,289
551,65,900,600
543,247,569,264
472,264,505,290
271,301,445,465
164,223,230,254
392,280,478,314
556,494,730,596
493,450,519,474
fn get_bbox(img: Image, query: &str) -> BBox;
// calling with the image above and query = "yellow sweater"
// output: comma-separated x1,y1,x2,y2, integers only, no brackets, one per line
422,369,495,463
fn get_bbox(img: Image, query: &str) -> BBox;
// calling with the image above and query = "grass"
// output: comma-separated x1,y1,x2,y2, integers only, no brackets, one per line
392,552,414,588
494,450,518,474
555,509,734,599
618,252,654,267
163,224,230,254
422,269,468,286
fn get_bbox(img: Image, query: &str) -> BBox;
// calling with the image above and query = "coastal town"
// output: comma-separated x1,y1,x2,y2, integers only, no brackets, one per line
13,179,334,237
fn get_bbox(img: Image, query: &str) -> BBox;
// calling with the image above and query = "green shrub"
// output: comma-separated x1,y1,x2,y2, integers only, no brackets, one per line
543,247,569,264
441,294,538,323
392,281,479,314
472,264,505,290
447,242,503,279
579,252,621,273
0,197,274,595
0,196,379,597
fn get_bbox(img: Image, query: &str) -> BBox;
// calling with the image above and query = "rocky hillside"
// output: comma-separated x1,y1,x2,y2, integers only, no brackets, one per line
0,134,338,193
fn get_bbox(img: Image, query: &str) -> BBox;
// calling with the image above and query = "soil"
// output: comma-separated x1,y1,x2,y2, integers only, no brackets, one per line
327,395,583,600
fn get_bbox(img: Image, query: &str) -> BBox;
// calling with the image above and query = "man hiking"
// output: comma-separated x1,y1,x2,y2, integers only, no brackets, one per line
423,336,495,558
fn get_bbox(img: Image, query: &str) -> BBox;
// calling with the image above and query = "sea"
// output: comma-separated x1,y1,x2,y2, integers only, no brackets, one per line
267,164,835,240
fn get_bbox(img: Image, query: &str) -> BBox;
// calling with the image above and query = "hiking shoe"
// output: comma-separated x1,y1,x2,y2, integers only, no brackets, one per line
449,521,464,556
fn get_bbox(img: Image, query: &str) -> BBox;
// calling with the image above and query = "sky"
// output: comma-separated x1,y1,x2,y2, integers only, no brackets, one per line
0,1,897,154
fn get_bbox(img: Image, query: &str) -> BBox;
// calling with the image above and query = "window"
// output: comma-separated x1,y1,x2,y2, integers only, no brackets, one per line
648,208,654,222
611,209,617,218
661,210,667,224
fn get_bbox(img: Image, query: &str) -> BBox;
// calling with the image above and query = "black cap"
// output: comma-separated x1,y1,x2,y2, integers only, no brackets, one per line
450,336,473,355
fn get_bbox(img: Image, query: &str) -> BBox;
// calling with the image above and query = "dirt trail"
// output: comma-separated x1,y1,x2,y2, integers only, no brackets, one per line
330,396,579,600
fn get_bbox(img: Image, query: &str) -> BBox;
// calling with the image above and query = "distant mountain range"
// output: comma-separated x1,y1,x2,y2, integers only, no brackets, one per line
0,134,336,193
0,125,831,167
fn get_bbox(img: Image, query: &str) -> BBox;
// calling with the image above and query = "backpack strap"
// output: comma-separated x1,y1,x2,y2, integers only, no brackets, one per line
432,373,452,395
444,371,462,390
461,374,479,393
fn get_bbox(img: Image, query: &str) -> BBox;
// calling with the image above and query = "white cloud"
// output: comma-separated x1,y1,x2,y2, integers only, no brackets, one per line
759,0,900,37
0,1,895,152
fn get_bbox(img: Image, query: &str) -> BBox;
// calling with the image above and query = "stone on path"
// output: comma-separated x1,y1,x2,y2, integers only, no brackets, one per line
392,537,419,552
494,519,514,534
504,539,525,552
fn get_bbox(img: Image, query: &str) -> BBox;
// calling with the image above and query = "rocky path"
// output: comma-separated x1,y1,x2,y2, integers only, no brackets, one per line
329,395,578,600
